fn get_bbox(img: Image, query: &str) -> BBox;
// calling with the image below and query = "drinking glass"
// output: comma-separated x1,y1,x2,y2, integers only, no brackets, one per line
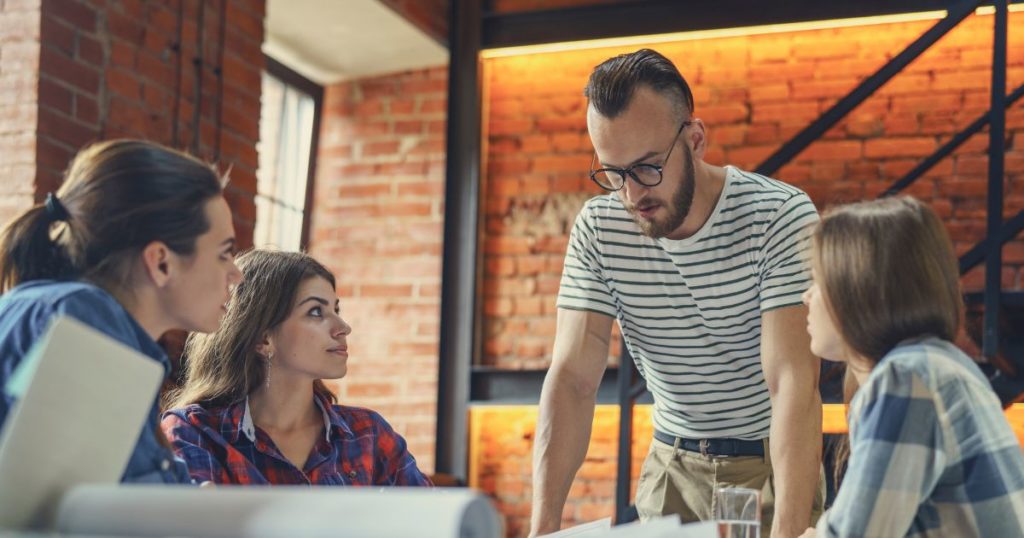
714,486,761,538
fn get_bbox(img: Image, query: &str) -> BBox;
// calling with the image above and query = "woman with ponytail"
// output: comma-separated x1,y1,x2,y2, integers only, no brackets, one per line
798,197,1024,537
0,139,242,483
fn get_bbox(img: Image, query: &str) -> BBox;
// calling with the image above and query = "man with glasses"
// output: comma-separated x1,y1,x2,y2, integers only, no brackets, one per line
530,49,824,537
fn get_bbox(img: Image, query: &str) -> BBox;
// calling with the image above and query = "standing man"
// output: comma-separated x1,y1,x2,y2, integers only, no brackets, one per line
530,49,823,537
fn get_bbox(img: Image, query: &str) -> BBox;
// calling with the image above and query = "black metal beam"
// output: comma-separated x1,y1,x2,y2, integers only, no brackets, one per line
629,380,647,400
470,367,548,403
469,366,652,404
958,210,1024,274
482,0,970,49
965,290,1024,306
881,83,1024,197
983,0,1007,359
756,0,980,176
615,339,636,524
436,0,483,481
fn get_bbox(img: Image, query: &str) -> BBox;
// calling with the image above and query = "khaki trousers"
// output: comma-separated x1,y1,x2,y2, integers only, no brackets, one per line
635,437,825,536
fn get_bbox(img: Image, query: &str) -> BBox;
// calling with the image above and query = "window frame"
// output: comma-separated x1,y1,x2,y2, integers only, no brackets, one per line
263,55,324,250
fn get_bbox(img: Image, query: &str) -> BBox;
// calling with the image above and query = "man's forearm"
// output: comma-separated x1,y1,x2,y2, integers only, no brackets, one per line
530,371,597,536
769,386,822,538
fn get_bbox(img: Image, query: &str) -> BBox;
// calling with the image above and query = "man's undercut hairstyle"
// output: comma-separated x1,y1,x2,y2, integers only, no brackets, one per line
584,48,694,120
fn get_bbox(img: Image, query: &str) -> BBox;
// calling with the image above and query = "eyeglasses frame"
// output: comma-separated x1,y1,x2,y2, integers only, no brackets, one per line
588,120,693,192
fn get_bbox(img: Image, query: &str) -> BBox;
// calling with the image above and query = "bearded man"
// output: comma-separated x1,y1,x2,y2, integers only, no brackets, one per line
530,48,825,538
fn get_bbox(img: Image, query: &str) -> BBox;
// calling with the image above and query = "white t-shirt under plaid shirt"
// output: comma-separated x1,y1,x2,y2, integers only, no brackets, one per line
816,338,1024,537
557,166,819,441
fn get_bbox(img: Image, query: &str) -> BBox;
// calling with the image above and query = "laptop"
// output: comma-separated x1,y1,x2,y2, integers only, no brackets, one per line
0,315,164,530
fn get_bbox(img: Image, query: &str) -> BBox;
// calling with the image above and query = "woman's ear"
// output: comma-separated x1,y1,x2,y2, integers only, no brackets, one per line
255,332,274,359
140,241,173,288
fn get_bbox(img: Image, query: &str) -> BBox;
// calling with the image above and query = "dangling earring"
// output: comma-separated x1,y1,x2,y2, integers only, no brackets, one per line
264,352,273,389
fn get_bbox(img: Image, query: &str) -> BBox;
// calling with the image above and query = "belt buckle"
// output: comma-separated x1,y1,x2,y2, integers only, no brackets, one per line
699,438,710,456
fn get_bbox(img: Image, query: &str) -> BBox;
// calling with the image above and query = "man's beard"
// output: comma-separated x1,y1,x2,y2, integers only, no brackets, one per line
625,144,695,239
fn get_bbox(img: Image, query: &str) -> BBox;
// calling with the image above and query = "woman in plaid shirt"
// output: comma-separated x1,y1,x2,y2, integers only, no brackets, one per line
799,196,1024,537
162,250,431,487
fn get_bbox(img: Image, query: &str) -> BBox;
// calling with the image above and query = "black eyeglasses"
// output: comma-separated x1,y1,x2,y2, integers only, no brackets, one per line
589,120,691,191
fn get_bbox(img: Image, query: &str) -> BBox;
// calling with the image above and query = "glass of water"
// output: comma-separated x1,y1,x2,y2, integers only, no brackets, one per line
714,486,761,538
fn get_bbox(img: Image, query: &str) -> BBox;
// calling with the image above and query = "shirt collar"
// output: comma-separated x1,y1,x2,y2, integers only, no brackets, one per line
234,391,353,443
240,398,258,443
224,398,248,444
315,391,355,440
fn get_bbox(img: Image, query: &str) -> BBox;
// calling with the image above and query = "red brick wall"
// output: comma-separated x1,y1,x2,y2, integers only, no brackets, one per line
482,12,1024,371
471,406,653,537
2,0,264,247
0,0,40,226
309,66,448,473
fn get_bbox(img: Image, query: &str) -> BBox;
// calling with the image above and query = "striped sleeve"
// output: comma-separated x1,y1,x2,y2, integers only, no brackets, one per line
556,204,618,318
758,192,819,312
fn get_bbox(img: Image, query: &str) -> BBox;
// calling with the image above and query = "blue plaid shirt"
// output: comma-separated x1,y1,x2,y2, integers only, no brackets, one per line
816,337,1024,537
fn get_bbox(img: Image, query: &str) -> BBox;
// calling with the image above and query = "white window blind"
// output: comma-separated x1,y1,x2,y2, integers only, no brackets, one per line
255,71,316,251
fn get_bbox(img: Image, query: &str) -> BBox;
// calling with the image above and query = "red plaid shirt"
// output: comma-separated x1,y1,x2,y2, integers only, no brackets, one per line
161,393,432,487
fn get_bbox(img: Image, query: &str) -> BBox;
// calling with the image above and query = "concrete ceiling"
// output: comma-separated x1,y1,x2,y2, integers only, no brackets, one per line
263,0,449,85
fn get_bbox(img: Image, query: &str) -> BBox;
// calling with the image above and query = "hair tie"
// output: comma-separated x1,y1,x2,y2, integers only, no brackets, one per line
44,192,69,222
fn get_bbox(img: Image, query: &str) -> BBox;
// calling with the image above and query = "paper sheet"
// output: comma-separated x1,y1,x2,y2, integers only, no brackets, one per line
604,516,718,538
57,484,502,537
0,316,164,530
541,517,613,537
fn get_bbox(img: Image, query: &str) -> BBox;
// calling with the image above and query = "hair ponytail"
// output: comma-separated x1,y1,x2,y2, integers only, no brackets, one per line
0,139,223,297
0,204,74,293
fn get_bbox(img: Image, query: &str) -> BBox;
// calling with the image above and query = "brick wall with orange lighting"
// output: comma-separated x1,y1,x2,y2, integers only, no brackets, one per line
471,406,654,537
481,11,1024,372
309,66,448,473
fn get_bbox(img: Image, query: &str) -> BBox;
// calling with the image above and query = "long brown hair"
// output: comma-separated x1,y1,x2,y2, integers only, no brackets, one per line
813,196,963,485
814,195,962,362
165,249,338,410
0,139,223,295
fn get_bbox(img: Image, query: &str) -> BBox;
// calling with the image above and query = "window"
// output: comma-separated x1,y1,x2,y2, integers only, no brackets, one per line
255,57,322,251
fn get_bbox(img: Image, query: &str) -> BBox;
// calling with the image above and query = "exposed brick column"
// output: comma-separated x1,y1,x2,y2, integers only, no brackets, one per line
310,66,448,473
0,0,41,226
3,0,264,248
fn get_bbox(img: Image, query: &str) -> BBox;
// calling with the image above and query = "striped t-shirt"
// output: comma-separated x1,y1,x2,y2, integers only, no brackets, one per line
557,166,820,440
